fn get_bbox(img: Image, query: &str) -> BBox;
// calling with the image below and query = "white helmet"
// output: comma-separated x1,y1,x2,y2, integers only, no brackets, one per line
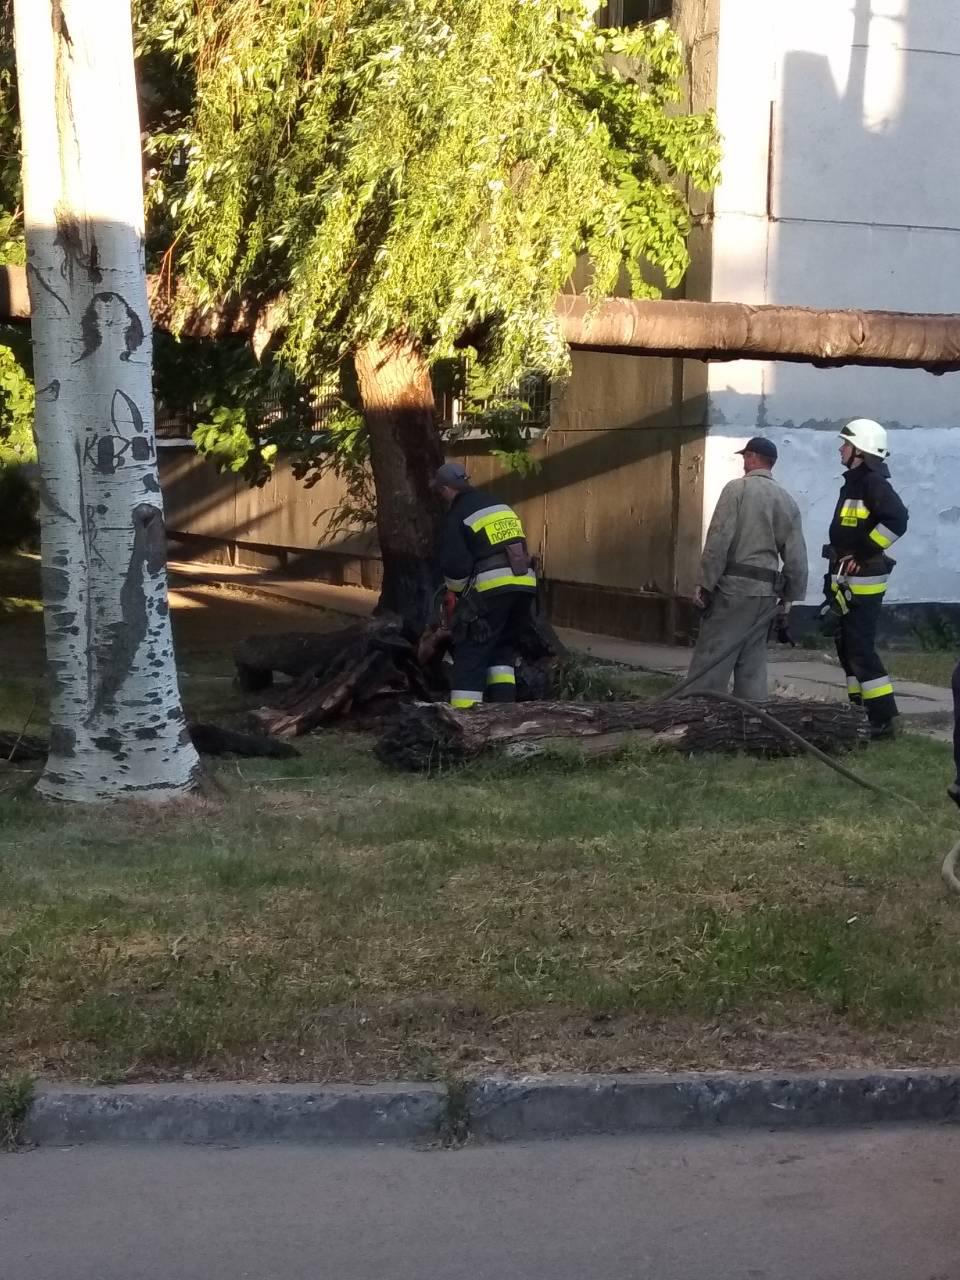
840,418,889,460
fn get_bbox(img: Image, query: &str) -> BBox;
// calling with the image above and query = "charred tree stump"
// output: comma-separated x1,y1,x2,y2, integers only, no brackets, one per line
248,619,436,736
375,698,866,772
233,624,373,691
238,608,566,734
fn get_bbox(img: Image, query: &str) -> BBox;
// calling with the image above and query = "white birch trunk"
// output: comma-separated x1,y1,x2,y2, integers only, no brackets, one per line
13,0,200,801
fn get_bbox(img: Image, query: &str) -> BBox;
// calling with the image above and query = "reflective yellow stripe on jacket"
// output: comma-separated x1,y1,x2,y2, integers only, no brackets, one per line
839,500,870,527
847,575,888,596
474,567,537,592
868,522,901,550
465,504,525,547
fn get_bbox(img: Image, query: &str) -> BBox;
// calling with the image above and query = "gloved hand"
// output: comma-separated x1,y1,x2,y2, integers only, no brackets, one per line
442,591,458,628
818,601,841,638
768,600,791,646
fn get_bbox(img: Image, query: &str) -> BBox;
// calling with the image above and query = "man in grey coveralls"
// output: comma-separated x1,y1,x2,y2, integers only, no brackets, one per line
686,436,808,702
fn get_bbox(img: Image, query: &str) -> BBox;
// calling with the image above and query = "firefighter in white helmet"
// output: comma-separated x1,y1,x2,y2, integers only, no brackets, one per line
823,419,909,739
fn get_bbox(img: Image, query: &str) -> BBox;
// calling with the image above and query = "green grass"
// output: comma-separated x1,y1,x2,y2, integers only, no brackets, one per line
885,650,957,689
0,715,958,1083
0,1074,33,1150
1,550,959,1082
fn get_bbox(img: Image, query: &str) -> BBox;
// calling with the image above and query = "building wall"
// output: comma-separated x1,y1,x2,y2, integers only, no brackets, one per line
704,0,960,603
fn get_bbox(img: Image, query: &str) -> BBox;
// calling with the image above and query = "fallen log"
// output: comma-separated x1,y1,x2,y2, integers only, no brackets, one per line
251,649,397,737
235,610,564,694
187,722,300,759
0,723,299,764
375,698,865,772
249,617,428,736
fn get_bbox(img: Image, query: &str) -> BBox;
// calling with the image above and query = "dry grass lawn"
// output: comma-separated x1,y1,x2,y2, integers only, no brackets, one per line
1,554,959,1085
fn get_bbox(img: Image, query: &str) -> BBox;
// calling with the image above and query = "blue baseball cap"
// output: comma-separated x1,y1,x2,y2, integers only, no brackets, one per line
737,436,778,462
431,462,472,491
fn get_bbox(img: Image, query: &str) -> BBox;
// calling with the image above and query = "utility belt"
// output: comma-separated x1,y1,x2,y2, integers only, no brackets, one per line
819,544,895,630
475,541,533,578
821,544,894,575
724,561,782,588
450,543,535,645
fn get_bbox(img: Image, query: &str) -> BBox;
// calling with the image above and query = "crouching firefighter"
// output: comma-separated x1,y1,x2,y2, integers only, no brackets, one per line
821,418,909,740
432,462,537,708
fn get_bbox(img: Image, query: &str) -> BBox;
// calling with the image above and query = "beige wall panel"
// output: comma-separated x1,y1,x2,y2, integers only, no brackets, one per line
159,450,238,540
553,349,677,434
538,428,677,592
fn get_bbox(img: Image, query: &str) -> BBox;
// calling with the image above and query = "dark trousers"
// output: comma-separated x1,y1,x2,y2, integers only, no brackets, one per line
449,592,533,707
836,595,897,725
952,661,960,785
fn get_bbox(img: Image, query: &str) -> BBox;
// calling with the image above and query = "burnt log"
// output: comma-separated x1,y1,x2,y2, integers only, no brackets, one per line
233,624,373,691
0,730,50,764
0,724,299,763
187,722,300,759
249,618,434,736
375,698,865,773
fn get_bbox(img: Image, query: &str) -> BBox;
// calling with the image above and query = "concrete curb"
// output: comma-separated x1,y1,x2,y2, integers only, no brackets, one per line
23,1083,447,1147
16,1070,960,1147
466,1070,960,1141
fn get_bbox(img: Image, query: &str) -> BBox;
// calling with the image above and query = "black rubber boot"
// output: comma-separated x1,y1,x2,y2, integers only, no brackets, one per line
869,719,897,742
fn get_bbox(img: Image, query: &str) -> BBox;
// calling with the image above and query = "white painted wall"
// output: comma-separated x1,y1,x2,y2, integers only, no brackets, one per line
703,0,960,602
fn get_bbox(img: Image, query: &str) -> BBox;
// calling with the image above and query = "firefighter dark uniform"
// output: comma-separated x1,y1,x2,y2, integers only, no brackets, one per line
826,458,908,729
438,488,537,708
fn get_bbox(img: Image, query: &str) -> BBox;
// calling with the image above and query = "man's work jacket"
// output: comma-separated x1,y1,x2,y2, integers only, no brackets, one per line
699,470,808,600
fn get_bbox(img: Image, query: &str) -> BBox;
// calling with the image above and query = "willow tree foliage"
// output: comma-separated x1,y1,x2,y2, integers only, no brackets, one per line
143,0,721,621
0,10,36,549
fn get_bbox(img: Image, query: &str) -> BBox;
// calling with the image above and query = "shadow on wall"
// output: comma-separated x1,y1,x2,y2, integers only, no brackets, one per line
711,0,960,604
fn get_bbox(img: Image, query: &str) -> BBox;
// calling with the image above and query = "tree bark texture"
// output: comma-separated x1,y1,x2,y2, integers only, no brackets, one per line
7,268,960,373
354,338,445,629
556,294,960,373
376,698,865,772
13,0,200,801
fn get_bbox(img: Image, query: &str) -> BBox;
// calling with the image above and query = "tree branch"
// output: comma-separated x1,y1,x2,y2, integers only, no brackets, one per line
6,263,960,373
555,294,960,374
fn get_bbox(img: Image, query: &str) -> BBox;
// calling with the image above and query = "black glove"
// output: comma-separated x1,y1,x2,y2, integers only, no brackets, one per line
773,618,795,647
817,602,841,638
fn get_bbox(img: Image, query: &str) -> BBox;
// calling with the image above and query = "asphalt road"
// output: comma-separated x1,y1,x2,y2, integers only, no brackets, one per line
3,1127,959,1279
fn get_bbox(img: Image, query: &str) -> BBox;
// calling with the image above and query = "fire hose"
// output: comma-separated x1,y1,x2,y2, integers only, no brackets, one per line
651,602,923,809
446,581,957,882
656,603,960,894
